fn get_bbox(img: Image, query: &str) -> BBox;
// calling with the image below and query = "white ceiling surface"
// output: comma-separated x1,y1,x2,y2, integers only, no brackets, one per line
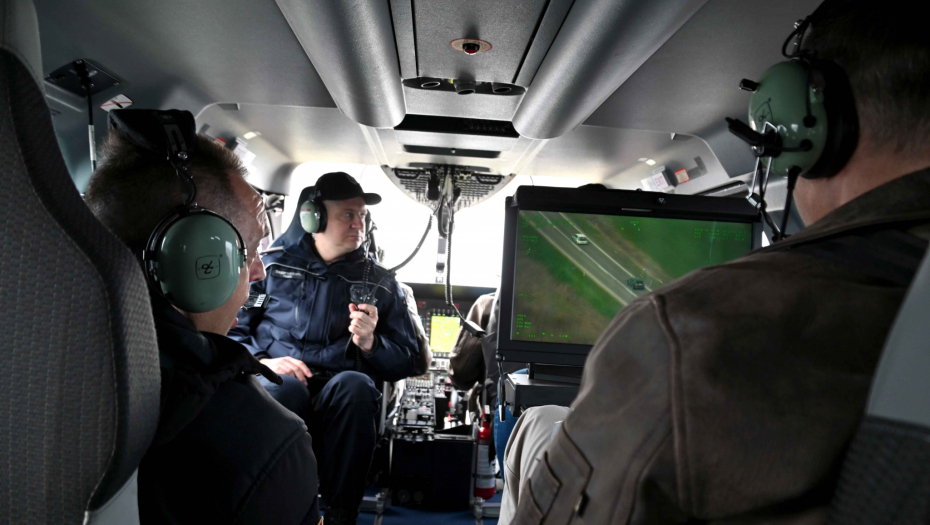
34,0,334,109
196,103,731,193
35,0,818,194
34,0,336,190
523,126,727,190
584,0,819,136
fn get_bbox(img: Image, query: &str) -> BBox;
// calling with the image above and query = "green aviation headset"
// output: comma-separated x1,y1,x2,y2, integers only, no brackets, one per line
727,0,859,237
298,184,374,235
110,109,247,313
299,187,327,234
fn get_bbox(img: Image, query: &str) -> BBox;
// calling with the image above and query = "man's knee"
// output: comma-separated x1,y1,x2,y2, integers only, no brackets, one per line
521,405,570,431
505,405,570,473
318,371,381,415
259,374,311,417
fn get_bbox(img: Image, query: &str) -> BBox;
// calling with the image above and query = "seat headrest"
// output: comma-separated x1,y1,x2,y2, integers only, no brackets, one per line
0,0,44,92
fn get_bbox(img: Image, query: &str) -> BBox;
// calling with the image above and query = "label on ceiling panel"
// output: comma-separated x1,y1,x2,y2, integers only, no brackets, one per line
100,94,133,112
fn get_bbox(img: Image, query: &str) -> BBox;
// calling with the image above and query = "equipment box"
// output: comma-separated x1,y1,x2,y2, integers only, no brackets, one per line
390,425,474,510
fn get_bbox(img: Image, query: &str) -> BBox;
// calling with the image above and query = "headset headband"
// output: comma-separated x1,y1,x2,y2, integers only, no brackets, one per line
109,109,199,205
783,0,847,59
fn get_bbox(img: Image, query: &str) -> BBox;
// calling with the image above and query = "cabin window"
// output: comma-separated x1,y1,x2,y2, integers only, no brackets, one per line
285,162,588,287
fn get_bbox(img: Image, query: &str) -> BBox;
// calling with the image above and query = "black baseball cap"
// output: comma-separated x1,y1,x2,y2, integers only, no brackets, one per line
316,172,381,205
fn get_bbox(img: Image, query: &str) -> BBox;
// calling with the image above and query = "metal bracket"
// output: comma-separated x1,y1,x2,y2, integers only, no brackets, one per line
44,59,120,98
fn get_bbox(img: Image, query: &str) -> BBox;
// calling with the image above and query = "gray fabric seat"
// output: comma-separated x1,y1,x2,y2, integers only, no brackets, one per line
827,249,930,524
0,0,161,523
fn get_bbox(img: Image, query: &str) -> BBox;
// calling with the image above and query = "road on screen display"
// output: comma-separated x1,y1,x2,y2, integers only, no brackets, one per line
512,210,751,345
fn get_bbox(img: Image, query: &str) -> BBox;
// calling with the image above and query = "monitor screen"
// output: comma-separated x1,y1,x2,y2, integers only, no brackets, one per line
430,315,461,354
512,210,753,346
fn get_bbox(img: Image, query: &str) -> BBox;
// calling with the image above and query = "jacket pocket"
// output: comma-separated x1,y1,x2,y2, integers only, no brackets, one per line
515,426,593,525
262,323,300,359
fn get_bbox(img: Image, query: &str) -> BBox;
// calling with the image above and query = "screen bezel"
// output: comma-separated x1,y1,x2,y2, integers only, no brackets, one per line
497,186,763,367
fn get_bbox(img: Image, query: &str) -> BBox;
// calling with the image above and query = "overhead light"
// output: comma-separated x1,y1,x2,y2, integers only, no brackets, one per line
637,157,648,162
645,159,657,166
243,131,261,140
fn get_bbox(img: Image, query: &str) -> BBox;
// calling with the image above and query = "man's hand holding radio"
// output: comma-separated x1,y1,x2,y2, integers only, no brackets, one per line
349,303,379,353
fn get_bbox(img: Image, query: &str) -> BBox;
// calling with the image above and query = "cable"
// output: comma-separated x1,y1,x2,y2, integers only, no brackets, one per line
436,195,449,238
443,197,483,342
782,17,811,59
750,156,784,241
497,359,506,422
85,87,95,172
779,168,801,240
444,200,456,309
346,238,374,371
443,198,466,319
389,214,433,274
73,60,97,172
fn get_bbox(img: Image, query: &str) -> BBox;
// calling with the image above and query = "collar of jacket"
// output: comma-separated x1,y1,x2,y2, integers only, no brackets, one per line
763,166,930,252
268,230,373,275
149,295,282,447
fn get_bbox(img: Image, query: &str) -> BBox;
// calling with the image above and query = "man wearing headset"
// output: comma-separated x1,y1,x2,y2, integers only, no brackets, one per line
499,2,930,524
84,110,321,524
231,172,420,525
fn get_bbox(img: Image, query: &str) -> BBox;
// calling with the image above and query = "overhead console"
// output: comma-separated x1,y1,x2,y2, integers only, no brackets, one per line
275,0,710,135
394,115,520,159
387,164,512,211
390,0,573,96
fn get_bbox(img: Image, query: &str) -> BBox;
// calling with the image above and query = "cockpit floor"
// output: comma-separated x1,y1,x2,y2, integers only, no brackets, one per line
353,493,501,525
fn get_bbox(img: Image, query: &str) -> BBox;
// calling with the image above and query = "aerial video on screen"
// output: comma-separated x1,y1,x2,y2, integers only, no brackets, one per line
512,210,752,345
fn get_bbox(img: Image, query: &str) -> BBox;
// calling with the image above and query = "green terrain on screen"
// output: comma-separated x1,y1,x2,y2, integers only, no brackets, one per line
512,210,752,345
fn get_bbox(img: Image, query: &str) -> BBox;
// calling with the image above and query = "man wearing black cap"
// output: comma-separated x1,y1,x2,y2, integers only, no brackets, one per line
231,172,420,524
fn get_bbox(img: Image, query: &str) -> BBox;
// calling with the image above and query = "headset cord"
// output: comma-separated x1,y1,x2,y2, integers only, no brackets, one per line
779,168,802,241
345,240,374,371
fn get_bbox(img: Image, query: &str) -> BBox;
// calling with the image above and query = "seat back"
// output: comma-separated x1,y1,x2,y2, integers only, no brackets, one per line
827,248,930,524
0,0,161,523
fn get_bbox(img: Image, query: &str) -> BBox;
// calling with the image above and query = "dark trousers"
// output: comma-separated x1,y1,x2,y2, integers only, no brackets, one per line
260,371,382,511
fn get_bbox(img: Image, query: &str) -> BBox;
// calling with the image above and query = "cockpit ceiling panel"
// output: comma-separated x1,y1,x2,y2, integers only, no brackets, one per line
410,0,550,84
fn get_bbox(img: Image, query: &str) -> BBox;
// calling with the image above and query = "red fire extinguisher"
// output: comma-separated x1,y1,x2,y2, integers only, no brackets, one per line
474,405,496,500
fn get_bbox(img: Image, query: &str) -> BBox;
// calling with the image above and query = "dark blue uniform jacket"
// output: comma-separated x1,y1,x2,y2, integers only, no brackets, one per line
230,198,419,383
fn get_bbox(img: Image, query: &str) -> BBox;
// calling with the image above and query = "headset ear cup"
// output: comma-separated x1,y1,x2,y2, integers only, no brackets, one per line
146,210,245,313
300,199,322,234
316,197,327,233
804,58,860,179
